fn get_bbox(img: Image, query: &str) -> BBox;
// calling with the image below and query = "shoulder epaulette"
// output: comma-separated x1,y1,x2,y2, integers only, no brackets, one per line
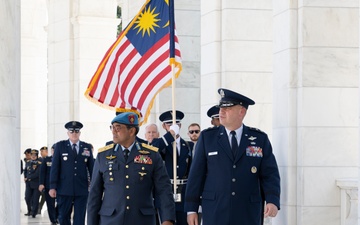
98,144,114,153
249,127,265,134
141,143,158,152
202,126,220,133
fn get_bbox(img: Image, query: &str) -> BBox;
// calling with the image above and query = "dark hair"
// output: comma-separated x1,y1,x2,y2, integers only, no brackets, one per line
126,125,139,135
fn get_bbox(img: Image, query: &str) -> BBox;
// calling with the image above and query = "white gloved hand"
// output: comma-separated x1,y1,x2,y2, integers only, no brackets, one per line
169,124,179,136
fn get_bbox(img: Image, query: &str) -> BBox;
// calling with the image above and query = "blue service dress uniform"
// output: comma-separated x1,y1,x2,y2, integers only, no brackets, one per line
40,155,57,224
50,140,94,225
24,159,42,217
185,125,280,225
87,141,175,225
152,132,194,225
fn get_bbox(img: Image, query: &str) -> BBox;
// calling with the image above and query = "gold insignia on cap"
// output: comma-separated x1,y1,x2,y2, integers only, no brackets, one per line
251,166,257,173
128,114,135,124
220,89,225,98
72,121,76,126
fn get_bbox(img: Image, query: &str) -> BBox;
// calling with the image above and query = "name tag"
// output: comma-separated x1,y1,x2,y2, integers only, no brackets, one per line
208,151,218,156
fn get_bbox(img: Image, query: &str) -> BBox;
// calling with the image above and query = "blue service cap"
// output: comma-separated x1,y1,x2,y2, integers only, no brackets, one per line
218,88,255,109
207,105,220,118
31,149,39,155
159,110,184,123
111,112,139,126
24,148,32,154
64,121,83,130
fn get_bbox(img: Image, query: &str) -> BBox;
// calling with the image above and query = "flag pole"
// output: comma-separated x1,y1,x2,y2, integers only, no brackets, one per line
171,64,178,201
169,0,179,202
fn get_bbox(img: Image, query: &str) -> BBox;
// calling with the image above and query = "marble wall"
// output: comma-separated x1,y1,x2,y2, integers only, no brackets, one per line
273,1,359,225
0,0,21,224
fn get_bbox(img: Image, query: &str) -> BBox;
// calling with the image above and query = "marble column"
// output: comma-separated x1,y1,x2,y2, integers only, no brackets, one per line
273,1,358,225
47,0,119,152
201,0,273,131
0,0,21,224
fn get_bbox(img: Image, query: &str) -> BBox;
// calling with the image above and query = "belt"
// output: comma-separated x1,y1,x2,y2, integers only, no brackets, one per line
170,179,187,185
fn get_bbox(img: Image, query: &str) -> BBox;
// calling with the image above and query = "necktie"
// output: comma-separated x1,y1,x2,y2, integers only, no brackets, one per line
124,149,130,161
230,131,237,157
72,144,77,155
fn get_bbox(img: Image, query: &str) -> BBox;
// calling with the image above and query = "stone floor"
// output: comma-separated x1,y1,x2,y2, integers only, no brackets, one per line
20,211,53,225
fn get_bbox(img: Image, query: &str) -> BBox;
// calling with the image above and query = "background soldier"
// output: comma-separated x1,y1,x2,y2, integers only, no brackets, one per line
50,121,94,225
39,144,57,225
24,149,42,218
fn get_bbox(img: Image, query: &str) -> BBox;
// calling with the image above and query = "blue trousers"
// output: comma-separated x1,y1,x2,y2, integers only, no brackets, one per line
57,194,87,225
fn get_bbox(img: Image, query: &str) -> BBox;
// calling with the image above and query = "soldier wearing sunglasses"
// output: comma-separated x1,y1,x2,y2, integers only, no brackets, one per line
187,123,201,144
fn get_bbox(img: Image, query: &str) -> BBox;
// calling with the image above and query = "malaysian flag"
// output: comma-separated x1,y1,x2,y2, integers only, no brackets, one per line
85,0,181,124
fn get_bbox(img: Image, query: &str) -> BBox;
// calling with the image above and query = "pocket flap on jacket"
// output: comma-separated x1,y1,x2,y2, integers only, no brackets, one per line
201,191,216,201
140,207,156,215
99,207,116,216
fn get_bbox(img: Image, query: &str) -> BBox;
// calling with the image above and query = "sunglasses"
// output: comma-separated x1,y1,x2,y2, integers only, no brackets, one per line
188,130,200,134
69,130,80,134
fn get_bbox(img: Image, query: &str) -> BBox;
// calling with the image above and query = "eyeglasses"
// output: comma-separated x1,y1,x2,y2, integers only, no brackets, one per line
110,125,123,132
188,130,200,134
69,130,80,134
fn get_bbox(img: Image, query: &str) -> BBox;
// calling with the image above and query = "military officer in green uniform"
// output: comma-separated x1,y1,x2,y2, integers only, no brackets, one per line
87,112,175,225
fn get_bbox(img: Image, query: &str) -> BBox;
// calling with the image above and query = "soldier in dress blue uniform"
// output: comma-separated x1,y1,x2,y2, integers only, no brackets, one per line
152,110,194,225
87,112,175,225
49,121,94,225
207,105,220,127
185,88,281,225
24,149,42,218
23,148,32,216
39,144,57,225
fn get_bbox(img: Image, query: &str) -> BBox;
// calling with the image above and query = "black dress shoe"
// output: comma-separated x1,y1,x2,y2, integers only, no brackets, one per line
32,215,36,218
24,213,30,216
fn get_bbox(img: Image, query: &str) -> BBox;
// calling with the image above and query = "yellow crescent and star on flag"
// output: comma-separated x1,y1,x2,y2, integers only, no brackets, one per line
84,0,181,125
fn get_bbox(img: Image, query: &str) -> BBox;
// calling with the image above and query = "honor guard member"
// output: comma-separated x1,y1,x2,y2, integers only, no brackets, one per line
153,110,194,225
87,112,175,225
39,144,57,225
24,149,42,218
207,105,221,127
50,121,94,225
185,88,281,225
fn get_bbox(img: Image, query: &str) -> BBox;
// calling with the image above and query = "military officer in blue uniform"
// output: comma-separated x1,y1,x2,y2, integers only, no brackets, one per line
185,88,281,225
24,149,42,218
23,148,32,215
152,110,193,225
50,121,94,225
39,144,57,225
207,105,220,127
87,112,175,225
